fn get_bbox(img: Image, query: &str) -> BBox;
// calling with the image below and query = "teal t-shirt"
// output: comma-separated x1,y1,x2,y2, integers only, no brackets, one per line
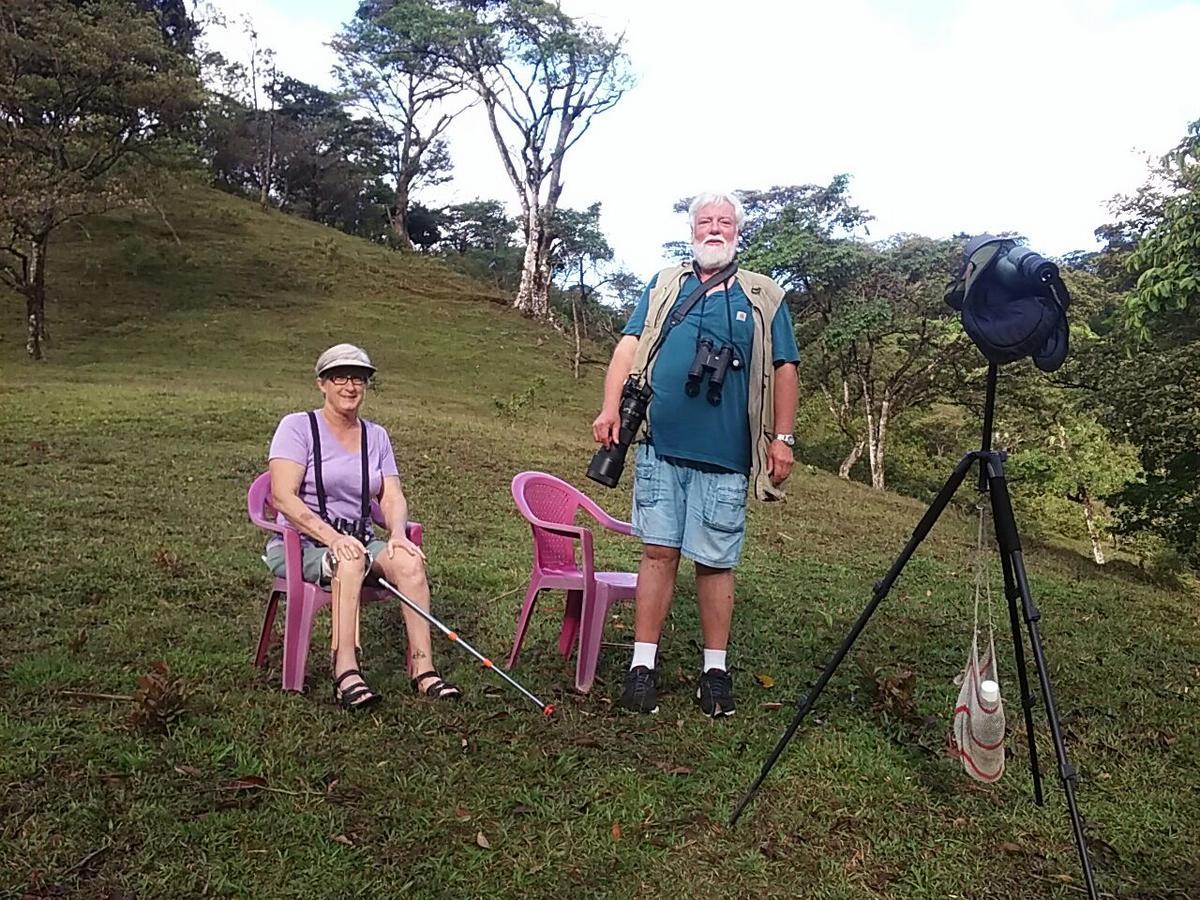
623,273,800,474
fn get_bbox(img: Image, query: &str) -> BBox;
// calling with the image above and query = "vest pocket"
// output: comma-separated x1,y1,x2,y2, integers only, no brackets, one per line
703,482,747,533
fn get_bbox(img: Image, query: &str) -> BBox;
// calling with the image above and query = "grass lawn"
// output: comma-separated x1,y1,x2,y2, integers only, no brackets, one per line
1,189,1197,899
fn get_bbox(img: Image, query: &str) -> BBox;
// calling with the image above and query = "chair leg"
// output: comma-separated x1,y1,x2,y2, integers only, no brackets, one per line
254,590,281,668
574,584,608,694
558,589,583,658
281,590,319,693
506,582,541,670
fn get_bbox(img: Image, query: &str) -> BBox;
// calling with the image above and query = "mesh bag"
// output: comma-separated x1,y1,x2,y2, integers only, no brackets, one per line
950,508,1006,782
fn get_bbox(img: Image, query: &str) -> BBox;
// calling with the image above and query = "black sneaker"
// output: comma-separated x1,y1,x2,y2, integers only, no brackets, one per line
618,665,659,714
696,668,736,718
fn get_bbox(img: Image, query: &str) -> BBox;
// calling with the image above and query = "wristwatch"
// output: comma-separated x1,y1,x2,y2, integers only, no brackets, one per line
773,433,795,447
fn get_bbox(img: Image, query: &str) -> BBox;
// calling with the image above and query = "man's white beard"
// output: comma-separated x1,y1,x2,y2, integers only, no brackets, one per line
693,238,735,270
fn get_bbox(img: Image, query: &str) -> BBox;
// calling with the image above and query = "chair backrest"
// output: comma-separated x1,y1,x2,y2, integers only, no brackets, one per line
247,471,281,533
511,471,590,571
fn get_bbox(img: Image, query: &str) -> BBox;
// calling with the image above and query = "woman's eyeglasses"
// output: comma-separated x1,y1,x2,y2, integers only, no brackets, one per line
326,374,370,386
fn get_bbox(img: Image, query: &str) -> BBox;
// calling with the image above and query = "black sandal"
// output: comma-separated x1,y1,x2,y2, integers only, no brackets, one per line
411,669,462,701
333,668,382,711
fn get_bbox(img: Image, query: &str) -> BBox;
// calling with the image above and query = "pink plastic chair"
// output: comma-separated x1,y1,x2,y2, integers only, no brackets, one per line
508,471,638,693
246,471,423,692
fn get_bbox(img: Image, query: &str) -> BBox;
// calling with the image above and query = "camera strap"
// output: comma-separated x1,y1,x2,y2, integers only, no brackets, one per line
307,411,370,542
644,259,739,382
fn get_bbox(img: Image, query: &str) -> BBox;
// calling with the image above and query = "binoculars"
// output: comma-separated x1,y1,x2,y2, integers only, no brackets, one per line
685,339,738,406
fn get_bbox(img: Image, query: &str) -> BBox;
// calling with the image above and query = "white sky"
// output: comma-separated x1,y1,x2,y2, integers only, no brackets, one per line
203,0,1200,278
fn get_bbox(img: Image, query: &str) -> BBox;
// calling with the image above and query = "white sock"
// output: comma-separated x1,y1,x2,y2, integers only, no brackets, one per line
703,648,727,673
630,641,657,670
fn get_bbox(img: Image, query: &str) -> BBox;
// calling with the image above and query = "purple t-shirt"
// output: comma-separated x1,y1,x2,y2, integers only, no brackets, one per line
267,411,400,549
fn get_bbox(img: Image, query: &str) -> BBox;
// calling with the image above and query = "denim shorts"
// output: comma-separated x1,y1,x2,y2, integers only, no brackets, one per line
631,443,749,569
264,538,389,587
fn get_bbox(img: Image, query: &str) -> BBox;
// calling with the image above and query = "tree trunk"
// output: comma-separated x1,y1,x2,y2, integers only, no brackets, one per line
259,106,274,210
1076,483,1106,565
514,208,553,320
839,438,866,479
861,381,889,491
25,235,47,360
572,258,585,378
872,398,890,491
390,183,414,251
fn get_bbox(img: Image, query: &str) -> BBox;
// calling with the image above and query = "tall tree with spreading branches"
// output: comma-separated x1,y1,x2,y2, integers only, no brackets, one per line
0,0,202,358
333,0,468,249
446,0,631,320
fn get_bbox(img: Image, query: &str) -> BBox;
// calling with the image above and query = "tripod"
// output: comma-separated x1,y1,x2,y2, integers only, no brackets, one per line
730,363,1098,899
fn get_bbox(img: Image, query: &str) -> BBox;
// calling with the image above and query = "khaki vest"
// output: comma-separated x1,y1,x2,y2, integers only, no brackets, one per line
630,265,788,502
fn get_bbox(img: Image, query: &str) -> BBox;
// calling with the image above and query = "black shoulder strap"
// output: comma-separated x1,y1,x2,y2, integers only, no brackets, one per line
644,260,740,382
307,411,328,521
669,259,739,326
359,420,370,523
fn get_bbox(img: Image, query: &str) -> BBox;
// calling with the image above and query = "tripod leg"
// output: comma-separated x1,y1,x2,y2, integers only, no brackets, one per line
730,451,978,826
986,458,1098,899
998,549,1045,805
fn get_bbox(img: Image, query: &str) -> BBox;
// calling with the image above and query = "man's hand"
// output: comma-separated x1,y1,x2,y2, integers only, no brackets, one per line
592,407,620,448
766,439,794,486
387,534,427,562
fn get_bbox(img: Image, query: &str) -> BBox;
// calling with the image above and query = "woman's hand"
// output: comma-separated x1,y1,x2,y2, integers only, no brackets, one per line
387,533,427,562
329,533,366,563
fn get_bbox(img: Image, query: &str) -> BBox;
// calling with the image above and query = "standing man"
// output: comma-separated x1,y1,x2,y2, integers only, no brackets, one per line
592,191,800,717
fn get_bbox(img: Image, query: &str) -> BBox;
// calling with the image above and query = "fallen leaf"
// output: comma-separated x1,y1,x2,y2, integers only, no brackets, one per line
762,702,784,710
454,805,471,820
999,842,1023,855
665,766,693,776
331,834,353,846
174,765,203,778
475,831,492,850
569,735,601,748
754,673,776,689
611,822,621,841
224,775,268,792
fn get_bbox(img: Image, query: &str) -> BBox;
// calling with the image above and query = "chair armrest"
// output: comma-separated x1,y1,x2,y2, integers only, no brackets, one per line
598,517,633,537
579,503,634,537
249,512,287,535
533,521,588,541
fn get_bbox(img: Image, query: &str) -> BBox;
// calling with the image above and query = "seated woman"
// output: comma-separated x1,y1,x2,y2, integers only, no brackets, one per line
264,342,460,710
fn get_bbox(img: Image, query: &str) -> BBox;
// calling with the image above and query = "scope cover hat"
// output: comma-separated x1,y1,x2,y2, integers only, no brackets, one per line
944,235,1070,373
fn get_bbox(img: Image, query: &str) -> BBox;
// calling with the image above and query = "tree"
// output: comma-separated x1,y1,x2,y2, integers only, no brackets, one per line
805,237,968,489
1122,120,1200,340
333,0,467,249
1091,118,1200,566
267,77,392,239
1012,420,1140,564
0,0,202,358
547,202,613,376
447,0,631,320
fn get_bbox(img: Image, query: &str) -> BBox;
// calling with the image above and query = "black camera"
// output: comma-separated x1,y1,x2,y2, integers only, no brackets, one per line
587,376,653,488
330,516,372,543
684,339,737,406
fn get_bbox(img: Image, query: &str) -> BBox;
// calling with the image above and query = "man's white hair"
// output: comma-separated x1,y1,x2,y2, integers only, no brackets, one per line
687,191,745,231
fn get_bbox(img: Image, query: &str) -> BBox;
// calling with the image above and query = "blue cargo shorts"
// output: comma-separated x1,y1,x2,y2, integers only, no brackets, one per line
631,443,749,569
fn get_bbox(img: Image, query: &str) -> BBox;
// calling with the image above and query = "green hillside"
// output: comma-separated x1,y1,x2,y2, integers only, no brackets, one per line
1,189,1196,899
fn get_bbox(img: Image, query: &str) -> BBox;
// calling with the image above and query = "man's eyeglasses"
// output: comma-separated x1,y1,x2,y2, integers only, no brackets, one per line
326,373,370,386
